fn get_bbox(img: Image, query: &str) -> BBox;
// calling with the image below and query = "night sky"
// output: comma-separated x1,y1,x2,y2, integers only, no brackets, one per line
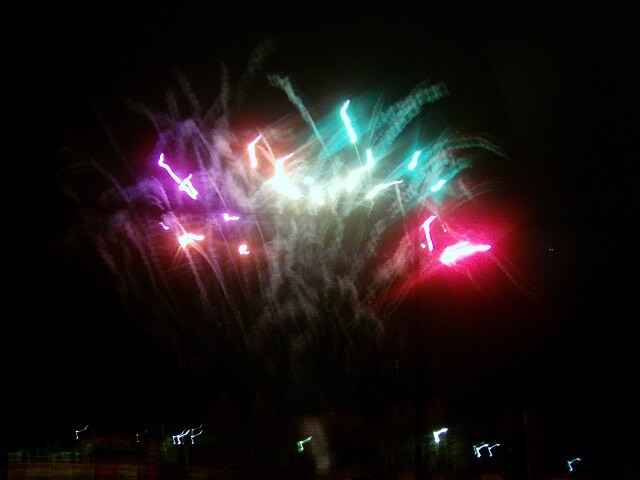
5,2,638,477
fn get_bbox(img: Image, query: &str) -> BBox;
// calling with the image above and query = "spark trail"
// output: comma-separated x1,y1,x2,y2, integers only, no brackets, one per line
62,48,509,416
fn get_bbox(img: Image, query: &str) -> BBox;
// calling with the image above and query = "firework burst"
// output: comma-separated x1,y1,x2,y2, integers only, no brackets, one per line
60,45,510,414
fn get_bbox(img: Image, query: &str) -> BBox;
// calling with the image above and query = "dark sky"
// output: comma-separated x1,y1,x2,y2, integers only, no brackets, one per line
5,1,639,475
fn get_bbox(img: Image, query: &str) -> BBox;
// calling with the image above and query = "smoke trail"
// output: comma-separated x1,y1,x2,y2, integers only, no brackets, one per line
268,74,330,157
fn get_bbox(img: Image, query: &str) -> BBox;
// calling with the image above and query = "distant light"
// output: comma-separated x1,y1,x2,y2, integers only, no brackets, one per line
433,427,448,444
487,443,500,456
297,436,312,452
172,425,203,445
473,442,489,457
136,429,148,443
75,425,89,440
567,457,581,472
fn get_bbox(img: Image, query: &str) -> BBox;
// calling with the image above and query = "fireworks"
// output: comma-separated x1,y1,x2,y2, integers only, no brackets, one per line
62,48,510,414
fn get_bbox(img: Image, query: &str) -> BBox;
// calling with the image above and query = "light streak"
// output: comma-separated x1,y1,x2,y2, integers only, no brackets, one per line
178,232,205,248
172,425,203,445
439,241,491,266
340,100,357,144
433,427,448,444
365,180,403,200
420,215,437,251
487,443,500,456
178,174,198,200
474,442,501,458
297,436,312,452
157,153,198,200
269,153,301,198
407,150,421,171
430,178,446,192
567,457,581,472
75,425,89,440
172,429,190,445
223,213,240,221
248,134,262,169
136,429,148,443
344,148,374,192
473,442,489,457
190,425,204,443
